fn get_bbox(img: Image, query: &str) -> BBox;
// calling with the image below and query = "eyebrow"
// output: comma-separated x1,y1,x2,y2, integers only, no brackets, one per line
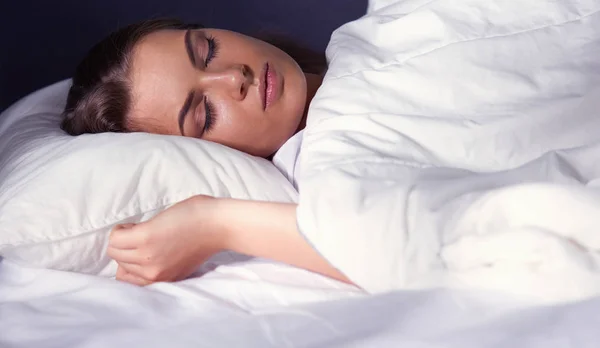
178,91,194,136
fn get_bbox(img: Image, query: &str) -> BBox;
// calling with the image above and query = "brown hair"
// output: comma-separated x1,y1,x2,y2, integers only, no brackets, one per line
61,18,327,136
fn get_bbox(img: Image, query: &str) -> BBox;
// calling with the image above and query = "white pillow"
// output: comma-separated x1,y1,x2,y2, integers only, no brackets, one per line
0,80,298,276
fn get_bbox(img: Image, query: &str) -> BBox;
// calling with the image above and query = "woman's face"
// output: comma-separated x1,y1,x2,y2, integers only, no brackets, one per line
128,28,308,157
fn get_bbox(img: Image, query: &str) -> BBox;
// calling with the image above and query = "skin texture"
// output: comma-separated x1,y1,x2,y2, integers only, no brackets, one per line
128,28,315,157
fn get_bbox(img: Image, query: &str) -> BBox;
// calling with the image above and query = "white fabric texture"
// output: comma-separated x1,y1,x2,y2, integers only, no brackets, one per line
2,259,600,348
272,130,304,188
0,80,297,276
297,0,600,304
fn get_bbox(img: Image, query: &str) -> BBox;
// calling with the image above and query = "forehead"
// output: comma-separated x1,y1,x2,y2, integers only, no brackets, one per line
128,30,190,134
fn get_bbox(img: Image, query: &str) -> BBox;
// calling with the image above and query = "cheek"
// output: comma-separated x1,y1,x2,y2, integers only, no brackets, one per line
212,104,291,155
212,102,264,139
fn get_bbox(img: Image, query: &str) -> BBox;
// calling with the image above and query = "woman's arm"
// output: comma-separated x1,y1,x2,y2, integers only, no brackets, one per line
108,195,351,285
211,198,351,283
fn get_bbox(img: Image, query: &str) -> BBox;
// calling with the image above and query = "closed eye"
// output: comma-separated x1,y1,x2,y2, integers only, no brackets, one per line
203,96,216,135
204,35,220,67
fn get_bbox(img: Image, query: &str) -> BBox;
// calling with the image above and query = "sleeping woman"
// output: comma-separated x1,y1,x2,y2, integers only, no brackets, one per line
61,19,352,286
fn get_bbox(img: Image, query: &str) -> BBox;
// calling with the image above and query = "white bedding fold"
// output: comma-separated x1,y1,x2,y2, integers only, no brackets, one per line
297,0,600,303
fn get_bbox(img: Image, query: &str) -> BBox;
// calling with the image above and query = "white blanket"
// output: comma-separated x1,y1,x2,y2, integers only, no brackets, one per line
3,259,600,348
297,0,600,304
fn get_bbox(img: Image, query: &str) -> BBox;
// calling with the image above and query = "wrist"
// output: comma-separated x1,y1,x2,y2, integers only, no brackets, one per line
210,199,299,256
207,198,249,253
187,195,232,252
198,198,292,254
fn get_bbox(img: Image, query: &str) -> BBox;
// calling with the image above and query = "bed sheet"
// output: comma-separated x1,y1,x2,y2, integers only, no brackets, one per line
2,258,600,348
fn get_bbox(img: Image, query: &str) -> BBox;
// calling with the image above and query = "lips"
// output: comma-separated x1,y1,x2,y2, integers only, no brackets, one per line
260,62,279,110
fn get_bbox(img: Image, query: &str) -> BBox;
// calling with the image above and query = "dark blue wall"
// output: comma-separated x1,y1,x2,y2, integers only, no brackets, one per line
0,0,366,112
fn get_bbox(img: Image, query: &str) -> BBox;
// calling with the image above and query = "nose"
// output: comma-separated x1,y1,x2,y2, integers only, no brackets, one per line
198,65,252,100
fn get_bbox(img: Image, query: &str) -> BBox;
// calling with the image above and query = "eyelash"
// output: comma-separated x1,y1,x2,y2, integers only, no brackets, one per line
203,96,216,134
205,35,220,67
200,34,219,135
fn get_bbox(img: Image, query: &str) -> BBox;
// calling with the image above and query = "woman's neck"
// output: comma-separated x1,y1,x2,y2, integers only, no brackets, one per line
296,73,323,133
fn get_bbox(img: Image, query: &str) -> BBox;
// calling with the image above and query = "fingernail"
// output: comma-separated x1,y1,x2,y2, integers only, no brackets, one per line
116,223,136,230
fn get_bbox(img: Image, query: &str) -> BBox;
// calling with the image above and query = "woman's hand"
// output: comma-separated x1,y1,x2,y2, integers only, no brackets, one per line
107,195,226,286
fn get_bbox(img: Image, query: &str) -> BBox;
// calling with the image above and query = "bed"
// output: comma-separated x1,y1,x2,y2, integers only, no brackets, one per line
2,0,600,346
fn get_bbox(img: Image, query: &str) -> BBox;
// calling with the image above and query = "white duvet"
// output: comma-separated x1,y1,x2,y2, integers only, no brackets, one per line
298,0,600,304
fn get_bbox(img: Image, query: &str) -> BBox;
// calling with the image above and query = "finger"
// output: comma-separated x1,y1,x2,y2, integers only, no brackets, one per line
116,262,147,278
117,268,152,286
109,224,142,249
107,246,143,264
116,265,129,280
119,261,174,283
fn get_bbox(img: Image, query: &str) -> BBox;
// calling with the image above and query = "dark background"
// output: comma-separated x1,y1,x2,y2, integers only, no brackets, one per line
0,0,367,113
